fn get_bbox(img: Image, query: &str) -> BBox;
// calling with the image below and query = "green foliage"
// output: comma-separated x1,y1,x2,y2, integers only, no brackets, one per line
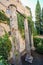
0,10,10,25
17,13,25,39
0,33,12,60
27,16,34,33
26,6,37,35
33,37,41,47
27,16,37,36
35,0,41,34
40,8,43,34
42,8,43,22
0,56,10,65
33,37,43,54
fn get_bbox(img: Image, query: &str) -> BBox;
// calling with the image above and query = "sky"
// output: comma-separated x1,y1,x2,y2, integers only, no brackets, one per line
20,0,43,21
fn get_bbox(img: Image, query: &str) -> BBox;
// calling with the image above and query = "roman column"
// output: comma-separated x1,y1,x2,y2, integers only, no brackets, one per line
7,5,22,65
31,34,35,50
24,18,33,63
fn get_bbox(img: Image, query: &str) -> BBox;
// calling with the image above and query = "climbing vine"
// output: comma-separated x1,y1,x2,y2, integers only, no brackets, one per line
27,16,37,36
0,33,12,60
0,10,10,25
27,16,34,33
17,13,25,39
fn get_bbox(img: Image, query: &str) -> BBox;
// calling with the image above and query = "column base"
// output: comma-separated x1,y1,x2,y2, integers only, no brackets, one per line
25,54,33,63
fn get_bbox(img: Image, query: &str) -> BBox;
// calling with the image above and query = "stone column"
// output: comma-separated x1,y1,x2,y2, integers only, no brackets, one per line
24,18,33,63
31,34,35,50
8,6,22,65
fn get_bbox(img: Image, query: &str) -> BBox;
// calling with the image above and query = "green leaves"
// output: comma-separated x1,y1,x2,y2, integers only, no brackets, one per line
33,37,43,54
0,56,10,65
40,8,43,34
17,13,25,39
35,0,41,34
0,33,12,60
0,10,10,25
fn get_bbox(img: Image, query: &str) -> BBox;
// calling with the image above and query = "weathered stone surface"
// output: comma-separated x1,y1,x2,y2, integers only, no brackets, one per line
0,25,5,36
31,35,35,50
9,6,22,65
0,23,10,32
0,23,10,36
24,18,33,63
24,18,31,53
0,0,30,16
0,23,25,54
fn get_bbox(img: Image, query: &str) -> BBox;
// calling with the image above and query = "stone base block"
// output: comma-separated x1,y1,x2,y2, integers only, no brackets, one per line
25,54,33,63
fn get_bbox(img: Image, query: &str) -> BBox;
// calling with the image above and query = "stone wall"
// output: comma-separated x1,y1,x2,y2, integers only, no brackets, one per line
0,0,30,16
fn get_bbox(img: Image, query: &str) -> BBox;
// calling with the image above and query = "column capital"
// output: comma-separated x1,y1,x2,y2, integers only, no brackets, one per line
8,4,17,9
6,4,17,18
8,5,17,12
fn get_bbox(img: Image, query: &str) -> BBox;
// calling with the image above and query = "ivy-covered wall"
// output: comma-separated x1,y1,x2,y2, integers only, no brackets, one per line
17,13,25,39
0,10,25,39
0,10,10,25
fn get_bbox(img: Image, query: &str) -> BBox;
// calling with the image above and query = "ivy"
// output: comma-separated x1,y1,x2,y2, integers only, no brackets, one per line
0,33,12,60
17,13,25,39
27,16,37,36
0,10,10,25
